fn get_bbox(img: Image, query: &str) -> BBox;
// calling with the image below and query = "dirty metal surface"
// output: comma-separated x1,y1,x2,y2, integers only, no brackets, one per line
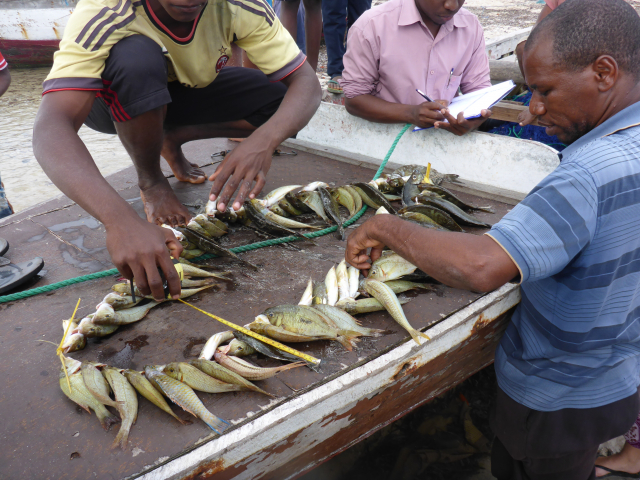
0,138,513,479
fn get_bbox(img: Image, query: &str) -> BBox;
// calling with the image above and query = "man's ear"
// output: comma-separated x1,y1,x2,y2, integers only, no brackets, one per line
593,55,619,93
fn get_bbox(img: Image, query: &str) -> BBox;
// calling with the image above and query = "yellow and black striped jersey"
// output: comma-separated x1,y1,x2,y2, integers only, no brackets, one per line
43,0,305,93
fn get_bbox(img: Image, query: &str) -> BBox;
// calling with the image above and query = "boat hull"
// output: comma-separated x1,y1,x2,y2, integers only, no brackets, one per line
0,39,60,67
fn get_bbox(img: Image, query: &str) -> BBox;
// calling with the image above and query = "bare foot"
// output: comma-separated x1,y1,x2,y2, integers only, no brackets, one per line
161,135,206,184
139,178,192,227
595,443,640,477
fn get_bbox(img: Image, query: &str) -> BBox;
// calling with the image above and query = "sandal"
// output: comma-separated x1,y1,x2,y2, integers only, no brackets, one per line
596,465,640,478
0,257,45,294
327,75,343,94
0,238,8,257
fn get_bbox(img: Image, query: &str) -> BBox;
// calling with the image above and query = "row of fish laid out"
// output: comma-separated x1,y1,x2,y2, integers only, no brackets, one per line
59,346,305,449
371,164,495,231
61,263,229,353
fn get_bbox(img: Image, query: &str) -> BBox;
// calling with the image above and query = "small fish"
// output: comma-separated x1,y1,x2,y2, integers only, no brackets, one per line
376,206,390,215
182,277,216,288
196,356,274,397
298,277,314,306
348,266,361,299
162,362,245,394
279,197,304,216
415,197,490,228
368,251,417,282
187,219,212,238
313,304,386,337
161,224,186,242
429,168,461,186
261,185,302,207
325,266,339,306
296,191,331,223
399,211,446,230
181,264,231,280
318,186,344,240
181,248,205,260
387,174,410,190
75,315,119,338
110,284,214,300
255,198,321,230
233,330,311,365
244,199,316,241
81,362,118,408
301,181,329,192
402,173,422,207
181,226,258,269
122,369,190,425
205,199,218,217
102,367,138,449
144,367,229,434
312,281,328,305
336,260,350,302
392,164,426,177
364,280,430,345
193,214,228,238
384,194,402,201
383,280,436,294
418,185,495,213
284,192,312,213
61,332,86,353
199,330,235,360
268,203,290,218
336,296,411,315
93,301,161,326
225,339,256,356
400,204,462,232
330,187,357,217
99,292,143,310
352,182,397,213
208,354,303,381
60,369,120,431
343,185,363,213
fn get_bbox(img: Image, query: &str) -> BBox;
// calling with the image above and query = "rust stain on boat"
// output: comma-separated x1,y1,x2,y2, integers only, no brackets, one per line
181,458,226,479
19,25,29,40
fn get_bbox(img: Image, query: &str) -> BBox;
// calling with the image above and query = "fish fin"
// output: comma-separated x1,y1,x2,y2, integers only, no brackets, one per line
175,415,193,426
336,336,354,351
204,415,230,435
408,328,430,345
98,411,120,431
248,385,276,398
363,328,388,338
111,424,130,450
274,362,306,373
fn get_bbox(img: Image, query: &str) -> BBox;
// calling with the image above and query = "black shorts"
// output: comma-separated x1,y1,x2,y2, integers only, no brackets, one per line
84,35,287,135
490,386,640,480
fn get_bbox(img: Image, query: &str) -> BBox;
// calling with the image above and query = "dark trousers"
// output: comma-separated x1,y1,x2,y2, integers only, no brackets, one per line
491,386,640,480
321,0,371,78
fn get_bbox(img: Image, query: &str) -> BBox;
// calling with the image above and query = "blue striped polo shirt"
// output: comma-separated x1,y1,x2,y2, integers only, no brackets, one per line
488,101,640,411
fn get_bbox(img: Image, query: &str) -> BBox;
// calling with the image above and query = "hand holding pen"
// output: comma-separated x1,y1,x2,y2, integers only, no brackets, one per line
410,89,450,128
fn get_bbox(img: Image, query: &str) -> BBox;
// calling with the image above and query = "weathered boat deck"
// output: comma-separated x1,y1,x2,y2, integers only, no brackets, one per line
0,139,515,479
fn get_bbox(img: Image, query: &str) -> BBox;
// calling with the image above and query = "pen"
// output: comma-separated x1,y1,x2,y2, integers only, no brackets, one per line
447,68,454,87
416,89,434,102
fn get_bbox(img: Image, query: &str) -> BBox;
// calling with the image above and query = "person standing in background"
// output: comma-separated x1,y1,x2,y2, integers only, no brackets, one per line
0,51,14,219
323,0,372,93
279,0,323,71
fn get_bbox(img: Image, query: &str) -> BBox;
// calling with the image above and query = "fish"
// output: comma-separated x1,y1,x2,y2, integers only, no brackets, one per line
205,199,219,217
268,203,290,218
399,204,462,232
253,198,321,231
261,185,302,208
93,301,161,326
336,260,350,302
181,248,205,260
102,366,138,449
330,187,357,217
244,199,316,241
352,183,397,213
399,211,446,230
348,266,361,299
233,330,311,365
186,219,212,238
298,277,314,306
284,192,312,213
401,171,423,207
296,191,331,223
59,369,120,431
162,362,246,394
368,251,417,282
111,284,214,300
381,280,436,294
318,186,345,239
62,354,83,376
336,296,411,315
343,185,363,213
325,265,339,306
384,194,402,201
301,181,329,192
144,366,229,434
199,330,235,360
207,354,303,381
225,339,256,356
392,164,425,177
429,168,461,186
196,356,274,397
61,332,86,353
181,277,216,288
81,362,118,408
193,214,228,238
180,226,258,269
99,292,143,310
313,304,386,337
122,369,191,425
181,263,231,280
414,197,491,228
278,197,304,216
364,280,430,345
75,315,119,338
258,305,361,350
162,224,186,242
312,281,328,305
418,185,495,213
376,206,390,215
387,174,410,190
250,319,338,346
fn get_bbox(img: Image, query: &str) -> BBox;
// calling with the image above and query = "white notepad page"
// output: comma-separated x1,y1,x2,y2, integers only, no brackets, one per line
413,80,516,132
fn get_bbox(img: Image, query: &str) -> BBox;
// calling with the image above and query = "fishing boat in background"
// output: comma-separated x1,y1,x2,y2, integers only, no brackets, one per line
0,0,77,66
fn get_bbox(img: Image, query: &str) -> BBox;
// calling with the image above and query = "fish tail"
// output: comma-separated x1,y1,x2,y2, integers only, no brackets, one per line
96,407,120,431
336,335,354,351
248,385,276,398
203,413,230,435
363,328,388,338
337,330,362,351
274,362,305,372
408,328,430,345
111,424,130,450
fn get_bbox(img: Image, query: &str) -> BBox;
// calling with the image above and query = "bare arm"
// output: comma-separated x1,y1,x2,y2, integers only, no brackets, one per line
33,91,182,300
0,68,11,98
345,94,446,127
345,215,518,293
209,61,322,211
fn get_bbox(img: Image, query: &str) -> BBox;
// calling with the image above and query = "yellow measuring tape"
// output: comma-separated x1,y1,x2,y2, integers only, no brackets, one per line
177,299,321,365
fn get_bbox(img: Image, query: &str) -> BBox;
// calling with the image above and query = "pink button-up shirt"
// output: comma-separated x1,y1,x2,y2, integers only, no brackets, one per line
341,0,491,105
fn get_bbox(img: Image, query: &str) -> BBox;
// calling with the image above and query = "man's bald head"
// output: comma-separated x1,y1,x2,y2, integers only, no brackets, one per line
526,0,640,79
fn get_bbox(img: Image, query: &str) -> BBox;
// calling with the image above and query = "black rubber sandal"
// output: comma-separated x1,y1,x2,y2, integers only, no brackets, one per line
0,238,8,257
596,465,640,479
0,257,44,295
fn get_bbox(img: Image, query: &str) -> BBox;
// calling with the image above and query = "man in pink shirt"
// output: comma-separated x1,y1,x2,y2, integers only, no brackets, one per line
340,0,493,136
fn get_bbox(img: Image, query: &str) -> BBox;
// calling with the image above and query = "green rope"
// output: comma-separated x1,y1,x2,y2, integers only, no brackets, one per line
0,123,411,304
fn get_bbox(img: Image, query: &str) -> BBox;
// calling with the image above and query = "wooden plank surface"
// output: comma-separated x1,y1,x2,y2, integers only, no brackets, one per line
490,101,538,126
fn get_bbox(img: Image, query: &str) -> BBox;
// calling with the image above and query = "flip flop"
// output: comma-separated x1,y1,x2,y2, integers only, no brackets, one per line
0,257,45,295
596,465,640,478
327,76,343,94
0,238,8,257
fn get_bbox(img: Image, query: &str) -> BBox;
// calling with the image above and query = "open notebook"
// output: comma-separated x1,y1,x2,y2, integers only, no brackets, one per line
413,80,516,132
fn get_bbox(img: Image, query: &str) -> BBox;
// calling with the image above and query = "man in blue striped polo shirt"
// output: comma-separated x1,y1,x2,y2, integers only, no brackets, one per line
345,0,640,478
